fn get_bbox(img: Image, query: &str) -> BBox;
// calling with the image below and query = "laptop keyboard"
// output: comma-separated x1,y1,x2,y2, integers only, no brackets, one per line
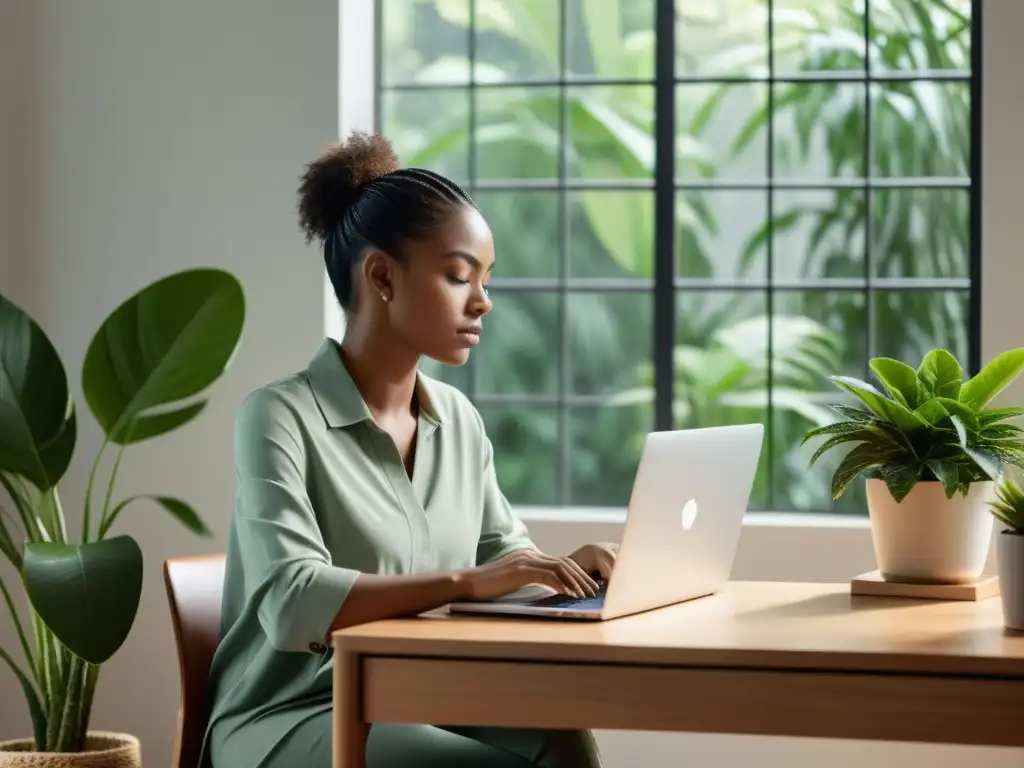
529,580,607,611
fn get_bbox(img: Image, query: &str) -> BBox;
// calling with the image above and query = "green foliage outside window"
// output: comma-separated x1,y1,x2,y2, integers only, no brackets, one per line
377,0,975,513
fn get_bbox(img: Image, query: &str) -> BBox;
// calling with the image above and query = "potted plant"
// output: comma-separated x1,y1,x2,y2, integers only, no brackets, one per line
988,476,1024,630
0,269,245,766
803,348,1024,584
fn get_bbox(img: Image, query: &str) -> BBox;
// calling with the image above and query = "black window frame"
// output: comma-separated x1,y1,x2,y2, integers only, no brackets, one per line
374,0,983,510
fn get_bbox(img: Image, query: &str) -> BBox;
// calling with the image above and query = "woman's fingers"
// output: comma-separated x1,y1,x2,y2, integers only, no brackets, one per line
560,555,600,595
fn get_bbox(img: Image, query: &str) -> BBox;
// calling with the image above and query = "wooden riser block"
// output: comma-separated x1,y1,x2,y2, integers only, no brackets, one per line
851,570,1000,601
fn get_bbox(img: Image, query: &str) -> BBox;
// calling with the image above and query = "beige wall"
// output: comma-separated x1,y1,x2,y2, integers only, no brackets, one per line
0,0,336,763
0,1,1022,767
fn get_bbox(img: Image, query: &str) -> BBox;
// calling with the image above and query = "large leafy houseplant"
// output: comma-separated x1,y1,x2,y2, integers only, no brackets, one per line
803,348,1024,502
0,268,244,753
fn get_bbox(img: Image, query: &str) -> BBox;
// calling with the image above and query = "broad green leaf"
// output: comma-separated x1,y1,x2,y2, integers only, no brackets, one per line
870,356,921,408
933,397,979,430
917,348,963,399
99,495,210,540
960,348,1024,411
927,459,961,499
980,406,1024,426
802,420,866,444
583,0,624,78
830,404,877,422
23,536,143,664
881,464,921,503
580,190,653,276
913,398,948,426
81,269,245,445
0,646,46,749
831,442,894,500
950,414,968,448
965,447,1001,482
830,375,926,434
0,295,77,491
809,428,892,467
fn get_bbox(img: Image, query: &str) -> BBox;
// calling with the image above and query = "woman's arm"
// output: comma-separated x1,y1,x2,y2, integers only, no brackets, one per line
327,571,464,631
330,548,600,631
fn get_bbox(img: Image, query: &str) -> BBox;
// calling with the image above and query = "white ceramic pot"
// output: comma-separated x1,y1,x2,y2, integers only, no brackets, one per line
866,479,995,584
997,531,1024,631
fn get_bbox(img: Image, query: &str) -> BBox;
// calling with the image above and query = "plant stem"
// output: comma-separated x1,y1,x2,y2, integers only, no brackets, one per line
56,653,84,752
82,439,109,544
0,573,38,686
0,506,21,569
47,487,68,545
97,443,127,540
39,619,68,750
77,662,99,746
0,472,42,543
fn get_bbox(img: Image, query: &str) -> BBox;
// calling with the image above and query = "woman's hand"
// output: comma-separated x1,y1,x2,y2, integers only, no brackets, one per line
456,548,601,601
567,542,619,580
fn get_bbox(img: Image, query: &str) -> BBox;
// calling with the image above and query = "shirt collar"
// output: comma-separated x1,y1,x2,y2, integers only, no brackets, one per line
306,338,446,430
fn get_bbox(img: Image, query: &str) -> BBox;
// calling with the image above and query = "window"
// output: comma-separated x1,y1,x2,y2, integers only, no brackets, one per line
376,0,979,513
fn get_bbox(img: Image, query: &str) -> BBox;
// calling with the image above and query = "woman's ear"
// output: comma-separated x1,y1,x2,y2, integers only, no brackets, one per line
363,249,394,302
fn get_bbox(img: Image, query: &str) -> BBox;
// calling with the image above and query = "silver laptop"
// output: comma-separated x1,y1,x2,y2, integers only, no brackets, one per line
449,423,764,621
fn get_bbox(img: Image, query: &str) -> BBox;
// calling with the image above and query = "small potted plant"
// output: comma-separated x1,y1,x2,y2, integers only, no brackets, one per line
988,476,1024,630
803,348,1024,584
0,269,245,766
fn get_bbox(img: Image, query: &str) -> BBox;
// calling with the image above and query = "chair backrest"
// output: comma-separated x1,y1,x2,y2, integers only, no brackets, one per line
163,554,226,768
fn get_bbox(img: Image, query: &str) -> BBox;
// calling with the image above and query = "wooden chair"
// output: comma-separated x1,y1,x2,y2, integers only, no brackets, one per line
163,554,226,768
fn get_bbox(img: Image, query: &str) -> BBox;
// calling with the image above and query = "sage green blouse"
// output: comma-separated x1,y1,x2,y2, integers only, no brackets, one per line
200,338,536,767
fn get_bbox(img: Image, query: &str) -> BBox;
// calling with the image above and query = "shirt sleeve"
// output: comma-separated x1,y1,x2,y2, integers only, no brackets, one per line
474,412,539,565
233,389,359,653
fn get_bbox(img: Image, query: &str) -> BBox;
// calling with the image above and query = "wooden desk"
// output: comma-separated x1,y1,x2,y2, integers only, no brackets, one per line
331,581,1024,768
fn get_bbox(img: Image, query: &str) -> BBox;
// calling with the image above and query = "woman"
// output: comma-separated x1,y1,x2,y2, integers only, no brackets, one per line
201,131,614,767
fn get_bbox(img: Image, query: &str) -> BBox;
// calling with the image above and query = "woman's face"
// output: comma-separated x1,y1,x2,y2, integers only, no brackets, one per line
368,204,495,366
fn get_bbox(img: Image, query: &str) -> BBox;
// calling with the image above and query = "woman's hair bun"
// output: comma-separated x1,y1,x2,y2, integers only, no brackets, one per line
297,131,401,243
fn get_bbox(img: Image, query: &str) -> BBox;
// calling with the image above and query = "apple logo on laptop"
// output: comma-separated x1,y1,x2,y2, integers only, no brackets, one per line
681,498,699,531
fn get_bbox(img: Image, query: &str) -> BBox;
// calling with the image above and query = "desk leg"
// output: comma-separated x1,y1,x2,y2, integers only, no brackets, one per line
333,649,367,768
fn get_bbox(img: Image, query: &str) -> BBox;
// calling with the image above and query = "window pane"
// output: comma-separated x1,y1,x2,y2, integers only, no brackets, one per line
678,191,768,281
569,191,653,278
676,0,768,77
478,405,559,506
772,82,867,179
674,290,770,508
678,83,767,180
772,189,866,280
477,190,560,278
381,0,471,86
772,290,867,513
771,1,867,73
380,88,470,182
569,405,649,507
475,86,559,180
870,188,969,278
568,293,652,396
475,291,559,395
871,82,970,178
566,0,655,79
473,0,561,81
869,0,972,72
566,86,655,180
871,290,969,367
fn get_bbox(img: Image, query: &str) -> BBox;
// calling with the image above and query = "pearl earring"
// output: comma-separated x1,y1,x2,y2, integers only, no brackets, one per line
380,292,389,302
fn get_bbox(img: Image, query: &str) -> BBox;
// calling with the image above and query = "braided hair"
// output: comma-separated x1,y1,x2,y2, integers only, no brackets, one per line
297,132,476,311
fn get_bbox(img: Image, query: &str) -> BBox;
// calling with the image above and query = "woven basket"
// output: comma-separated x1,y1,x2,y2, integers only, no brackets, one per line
0,733,140,768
